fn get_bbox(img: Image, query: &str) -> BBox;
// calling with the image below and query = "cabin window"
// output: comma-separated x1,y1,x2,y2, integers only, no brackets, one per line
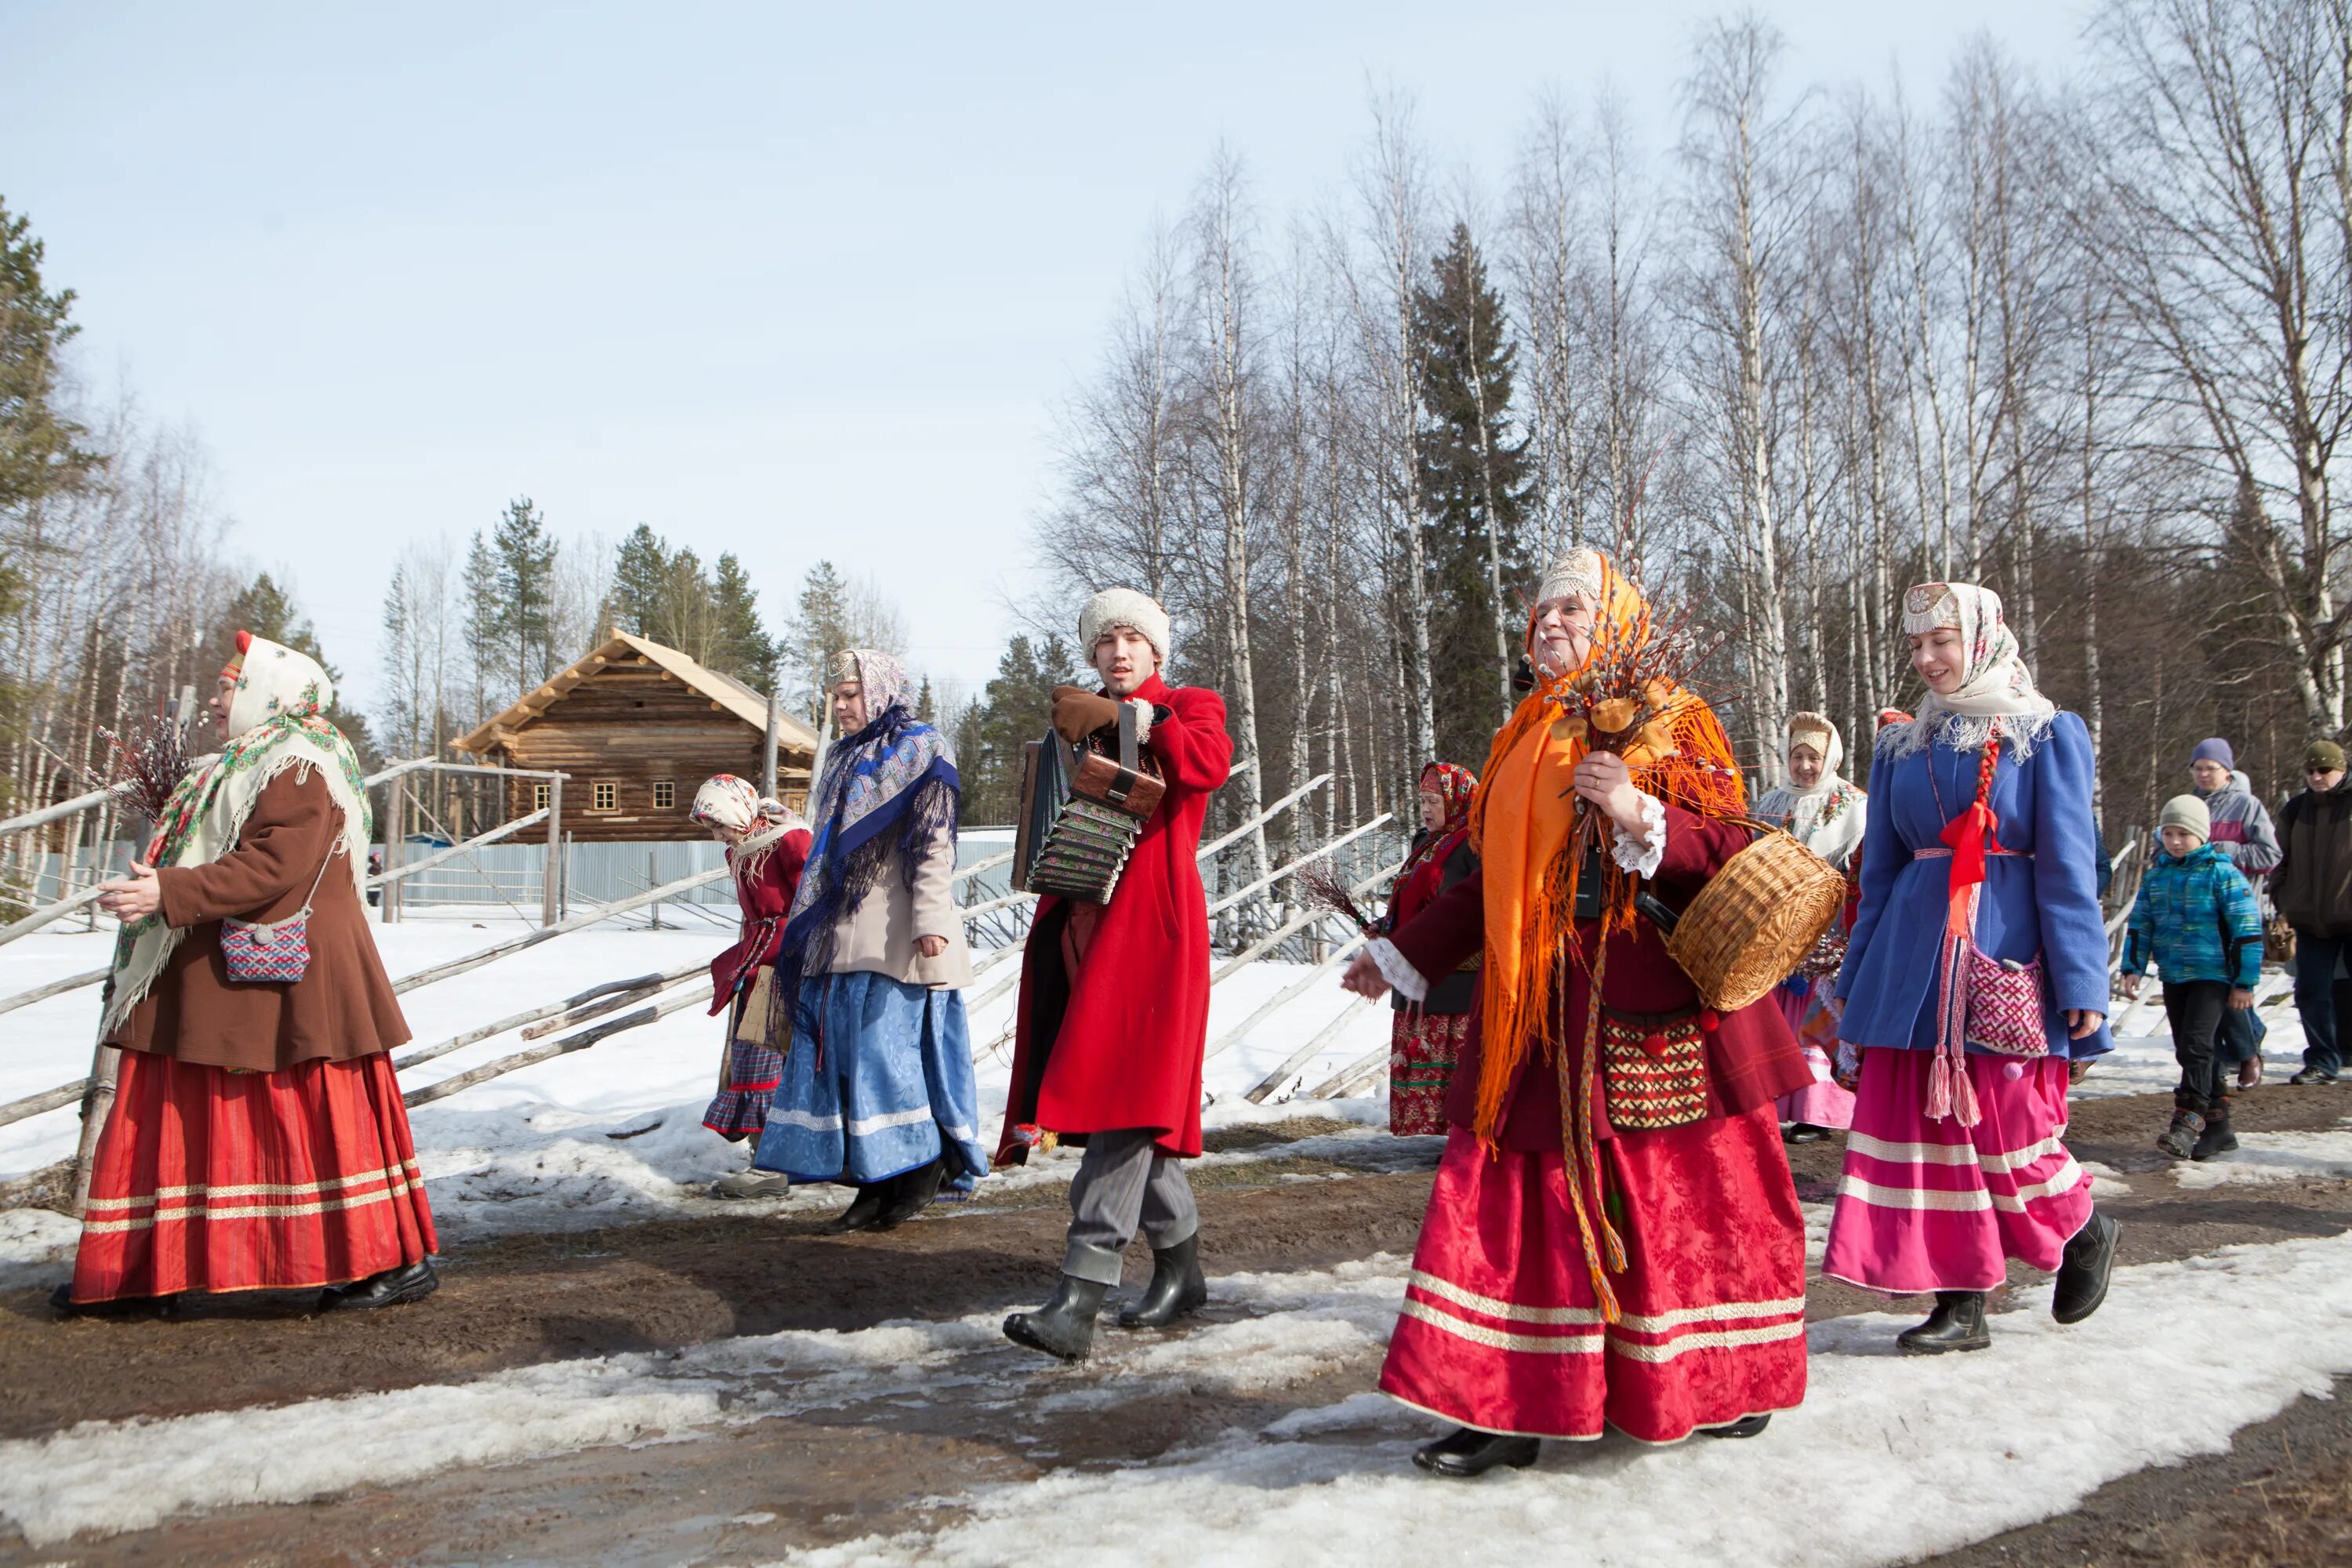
532,782,551,812
592,779,618,812
652,779,676,810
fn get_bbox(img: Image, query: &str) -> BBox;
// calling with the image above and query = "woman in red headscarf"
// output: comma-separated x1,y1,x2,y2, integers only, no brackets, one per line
1342,550,1812,1475
1377,763,1479,1134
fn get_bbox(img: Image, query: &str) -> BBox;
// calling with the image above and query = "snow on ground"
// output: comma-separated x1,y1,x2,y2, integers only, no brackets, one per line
0,913,1397,1272
2170,1123,2352,1190
9,1231,2352,1559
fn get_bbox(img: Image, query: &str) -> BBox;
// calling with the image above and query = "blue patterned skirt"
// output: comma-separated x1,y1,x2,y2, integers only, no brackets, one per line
753,970,987,1191
702,978,786,1141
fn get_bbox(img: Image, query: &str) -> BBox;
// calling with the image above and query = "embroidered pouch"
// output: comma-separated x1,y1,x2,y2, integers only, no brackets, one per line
220,842,336,985
1599,1008,1710,1131
1962,945,2049,1057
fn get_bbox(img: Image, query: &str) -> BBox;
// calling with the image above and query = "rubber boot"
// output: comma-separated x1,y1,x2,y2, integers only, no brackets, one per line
1412,1426,1540,1477
2190,1095,2238,1162
1004,1274,1109,1361
1700,1414,1773,1439
1895,1290,1991,1354
2053,1209,2120,1324
2155,1101,2205,1160
873,1156,950,1230
826,1182,891,1234
1116,1233,1208,1329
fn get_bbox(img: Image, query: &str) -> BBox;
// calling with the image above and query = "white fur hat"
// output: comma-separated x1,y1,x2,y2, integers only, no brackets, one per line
1078,588,1171,667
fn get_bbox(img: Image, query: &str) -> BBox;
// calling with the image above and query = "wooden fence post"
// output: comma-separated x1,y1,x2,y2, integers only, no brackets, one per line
543,775,564,927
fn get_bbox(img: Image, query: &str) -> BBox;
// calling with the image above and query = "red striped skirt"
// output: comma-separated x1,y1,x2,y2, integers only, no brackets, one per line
1378,1109,1808,1443
70,1051,437,1303
1821,1047,2089,1294
1388,1011,1468,1137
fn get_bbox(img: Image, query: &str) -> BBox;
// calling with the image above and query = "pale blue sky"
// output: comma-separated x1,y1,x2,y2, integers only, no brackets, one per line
3,0,2094,710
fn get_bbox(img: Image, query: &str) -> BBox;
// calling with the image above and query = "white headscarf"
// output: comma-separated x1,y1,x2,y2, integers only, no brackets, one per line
1756,711,1867,870
1886,582,2056,759
691,773,806,881
227,635,336,739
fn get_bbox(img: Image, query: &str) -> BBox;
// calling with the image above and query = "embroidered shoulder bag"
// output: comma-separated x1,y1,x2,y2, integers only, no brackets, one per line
219,839,338,985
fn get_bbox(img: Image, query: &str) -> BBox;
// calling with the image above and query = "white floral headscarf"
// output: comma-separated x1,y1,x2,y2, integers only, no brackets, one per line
1887,582,2056,757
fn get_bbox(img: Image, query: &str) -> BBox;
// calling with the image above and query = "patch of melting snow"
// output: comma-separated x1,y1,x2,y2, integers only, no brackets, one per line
771,1232,2352,1568
2077,1160,2133,1198
2171,1127,2352,1190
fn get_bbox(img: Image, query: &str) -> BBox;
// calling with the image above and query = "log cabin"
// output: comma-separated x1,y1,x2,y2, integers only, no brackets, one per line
452,632,821,842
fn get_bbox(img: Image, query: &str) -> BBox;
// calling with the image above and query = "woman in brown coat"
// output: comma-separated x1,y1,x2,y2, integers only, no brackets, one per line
61,631,437,1314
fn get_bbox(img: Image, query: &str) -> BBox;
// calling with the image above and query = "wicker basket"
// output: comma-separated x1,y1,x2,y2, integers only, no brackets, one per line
1664,828,1848,1011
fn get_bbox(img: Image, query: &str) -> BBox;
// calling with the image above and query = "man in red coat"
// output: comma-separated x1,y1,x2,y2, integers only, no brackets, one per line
999,588,1232,1360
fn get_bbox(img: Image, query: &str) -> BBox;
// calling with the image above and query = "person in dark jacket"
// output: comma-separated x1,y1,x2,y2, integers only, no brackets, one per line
2120,795,2261,1160
2273,740,2352,1083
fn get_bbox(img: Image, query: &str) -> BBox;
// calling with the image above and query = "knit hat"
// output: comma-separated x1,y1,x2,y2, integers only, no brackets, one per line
1077,589,1170,667
2159,794,2211,843
2307,739,2347,772
2191,736,2234,769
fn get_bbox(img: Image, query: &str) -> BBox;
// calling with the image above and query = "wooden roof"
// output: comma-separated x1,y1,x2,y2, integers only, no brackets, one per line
452,632,822,756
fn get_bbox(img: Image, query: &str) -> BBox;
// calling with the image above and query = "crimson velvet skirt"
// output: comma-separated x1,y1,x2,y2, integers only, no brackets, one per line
1378,1108,1808,1442
70,1051,437,1302
1821,1047,2089,1294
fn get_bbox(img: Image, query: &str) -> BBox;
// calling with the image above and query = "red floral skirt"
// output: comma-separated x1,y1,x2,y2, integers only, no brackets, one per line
1378,1109,1808,1442
1388,1011,1468,1136
70,1051,437,1303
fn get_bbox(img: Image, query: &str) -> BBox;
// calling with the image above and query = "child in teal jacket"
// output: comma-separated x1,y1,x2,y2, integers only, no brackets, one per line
2121,794,2262,1160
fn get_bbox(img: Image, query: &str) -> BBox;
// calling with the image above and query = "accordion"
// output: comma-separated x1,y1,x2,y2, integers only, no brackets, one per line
1012,702,1166,904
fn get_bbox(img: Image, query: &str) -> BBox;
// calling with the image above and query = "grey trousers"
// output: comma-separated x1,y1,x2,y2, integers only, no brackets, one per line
1061,1127,1199,1285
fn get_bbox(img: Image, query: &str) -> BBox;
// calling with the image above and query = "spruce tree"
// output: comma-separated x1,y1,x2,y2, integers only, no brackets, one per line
1414,220,1535,767
490,496,559,691
462,530,503,720
707,553,776,688
915,675,936,724
0,199,100,517
781,561,852,724
608,524,670,636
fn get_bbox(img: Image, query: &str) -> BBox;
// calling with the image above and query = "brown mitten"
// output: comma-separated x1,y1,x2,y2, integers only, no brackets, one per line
1051,685,1121,743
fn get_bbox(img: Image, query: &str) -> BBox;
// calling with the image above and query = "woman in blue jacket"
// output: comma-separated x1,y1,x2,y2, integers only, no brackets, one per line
1826,582,2118,1356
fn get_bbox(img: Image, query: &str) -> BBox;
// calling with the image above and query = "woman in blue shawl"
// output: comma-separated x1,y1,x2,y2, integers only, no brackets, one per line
754,649,986,1230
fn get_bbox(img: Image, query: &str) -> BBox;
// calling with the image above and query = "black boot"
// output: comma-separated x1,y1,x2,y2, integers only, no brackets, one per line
2053,1209,2120,1324
1412,1426,1540,1477
826,1182,891,1234
1116,1233,1208,1329
49,1283,178,1319
325,1258,438,1311
1782,1123,1830,1145
1004,1275,1109,1361
1700,1414,1773,1439
2155,1102,2205,1160
1896,1290,1991,1354
873,1156,950,1231
2191,1097,2238,1161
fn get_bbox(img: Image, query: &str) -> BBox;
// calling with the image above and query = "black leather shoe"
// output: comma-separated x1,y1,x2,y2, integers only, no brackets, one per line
1896,1290,1991,1354
1117,1233,1208,1329
826,1183,891,1234
1782,1123,1831,1145
1700,1414,1773,1439
1412,1426,1540,1477
1004,1275,1109,1360
872,1156,950,1231
49,1283,178,1319
2053,1210,2119,1324
325,1259,438,1311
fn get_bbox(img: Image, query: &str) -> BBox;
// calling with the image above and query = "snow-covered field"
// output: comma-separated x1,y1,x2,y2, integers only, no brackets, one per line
0,912,1397,1278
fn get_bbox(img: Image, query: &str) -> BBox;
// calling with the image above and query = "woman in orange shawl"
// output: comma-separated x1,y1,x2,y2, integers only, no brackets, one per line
1342,549,1812,1475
